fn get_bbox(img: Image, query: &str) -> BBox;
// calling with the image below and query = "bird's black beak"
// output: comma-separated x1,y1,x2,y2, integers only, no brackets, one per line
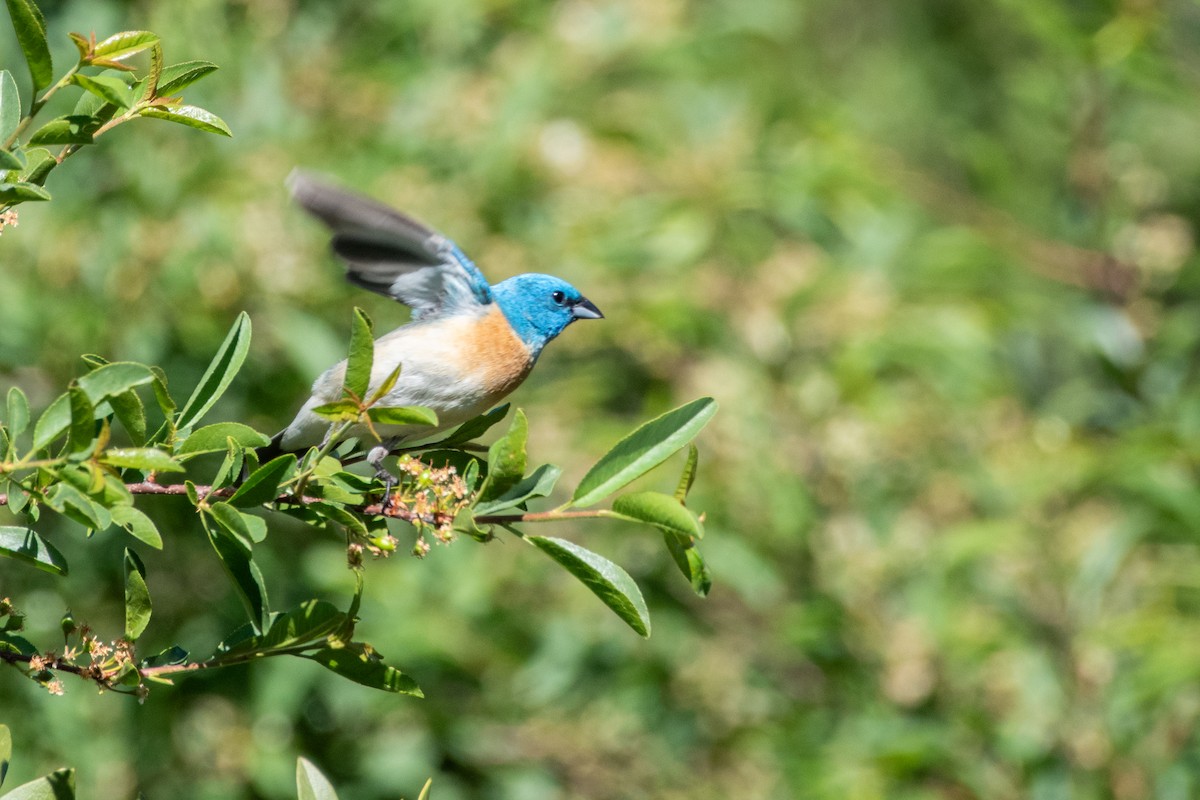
571,296,604,320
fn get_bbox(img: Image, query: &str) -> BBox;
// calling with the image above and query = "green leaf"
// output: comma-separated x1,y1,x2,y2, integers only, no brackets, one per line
365,363,401,405
7,387,29,438
123,548,152,641
472,463,562,515
110,505,162,549
71,74,133,109
100,447,183,473
27,115,98,145
0,148,22,169
176,422,269,456
612,491,704,540
344,307,374,400
477,409,527,502
417,778,432,800
609,491,709,595
0,722,10,788
311,399,360,422
365,405,438,427
451,508,492,541
306,643,423,696
662,532,711,597
0,180,49,202
92,30,159,61
139,105,232,137
572,397,718,508
77,362,155,403
0,70,18,144
432,403,510,446
109,390,147,445
675,443,698,502
156,60,218,96
4,0,52,93
528,536,650,637
0,768,75,800
45,484,110,531
204,512,269,631
210,501,268,544
176,312,251,430
142,42,163,101
261,600,344,651
150,366,176,417
228,454,295,507
297,757,340,800
20,147,52,185
140,644,189,669
0,526,67,575
66,386,95,454
31,392,69,451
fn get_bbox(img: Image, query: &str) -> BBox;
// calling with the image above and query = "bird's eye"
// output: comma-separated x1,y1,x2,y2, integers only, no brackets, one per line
551,290,566,305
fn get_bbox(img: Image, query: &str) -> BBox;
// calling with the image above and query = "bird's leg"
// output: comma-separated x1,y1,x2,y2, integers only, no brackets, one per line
369,438,400,510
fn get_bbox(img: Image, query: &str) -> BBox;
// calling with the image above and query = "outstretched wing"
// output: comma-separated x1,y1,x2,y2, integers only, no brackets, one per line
287,171,492,318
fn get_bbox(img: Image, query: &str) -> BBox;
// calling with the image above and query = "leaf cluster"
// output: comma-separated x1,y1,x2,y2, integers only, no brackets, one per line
0,310,717,698
1,0,228,213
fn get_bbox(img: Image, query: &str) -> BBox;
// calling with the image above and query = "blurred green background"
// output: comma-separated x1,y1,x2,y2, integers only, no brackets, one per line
5,0,1200,797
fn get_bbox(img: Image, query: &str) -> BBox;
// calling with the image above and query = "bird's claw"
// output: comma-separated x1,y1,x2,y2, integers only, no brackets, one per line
368,445,398,512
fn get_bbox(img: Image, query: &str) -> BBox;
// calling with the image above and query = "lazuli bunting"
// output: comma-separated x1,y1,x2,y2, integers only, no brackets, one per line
261,172,602,463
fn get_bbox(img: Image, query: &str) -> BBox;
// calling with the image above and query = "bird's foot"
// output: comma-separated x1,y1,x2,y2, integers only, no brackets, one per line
368,444,399,512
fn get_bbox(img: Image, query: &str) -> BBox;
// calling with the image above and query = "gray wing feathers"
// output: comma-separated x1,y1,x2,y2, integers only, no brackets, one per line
287,170,489,317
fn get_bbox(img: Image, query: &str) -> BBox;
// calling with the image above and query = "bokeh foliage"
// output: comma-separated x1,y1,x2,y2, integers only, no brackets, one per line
4,0,1200,798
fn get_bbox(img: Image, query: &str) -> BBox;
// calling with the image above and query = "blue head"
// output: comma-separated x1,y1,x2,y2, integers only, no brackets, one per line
491,273,603,356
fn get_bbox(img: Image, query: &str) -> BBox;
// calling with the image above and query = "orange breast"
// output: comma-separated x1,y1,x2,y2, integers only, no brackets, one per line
458,306,535,396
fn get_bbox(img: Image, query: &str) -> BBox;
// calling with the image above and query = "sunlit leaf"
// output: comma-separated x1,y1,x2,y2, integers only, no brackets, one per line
612,491,704,540
473,463,561,515
306,643,423,696
297,757,339,800
139,105,232,137
431,403,510,447
110,505,162,549
7,387,29,439
93,30,158,61
0,526,66,575
662,532,711,597
0,181,49,202
109,390,147,445
176,422,269,456
156,60,219,96
572,397,717,507
343,307,374,400
176,312,251,430
101,447,184,473
4,0,52,92
65,386,95,454
261,600,344,651
27,115,98,145
675,443,698,502
528,536,650,637
71,74,133,109
365,405,438,427
0,768,75,800
204,512,269,631
0,70,18,144
123,548,152,641
476,409,527,502
228,454,295,507
45,483,110,531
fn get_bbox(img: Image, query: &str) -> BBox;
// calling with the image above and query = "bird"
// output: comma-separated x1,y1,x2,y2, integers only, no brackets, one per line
258,172,603,469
